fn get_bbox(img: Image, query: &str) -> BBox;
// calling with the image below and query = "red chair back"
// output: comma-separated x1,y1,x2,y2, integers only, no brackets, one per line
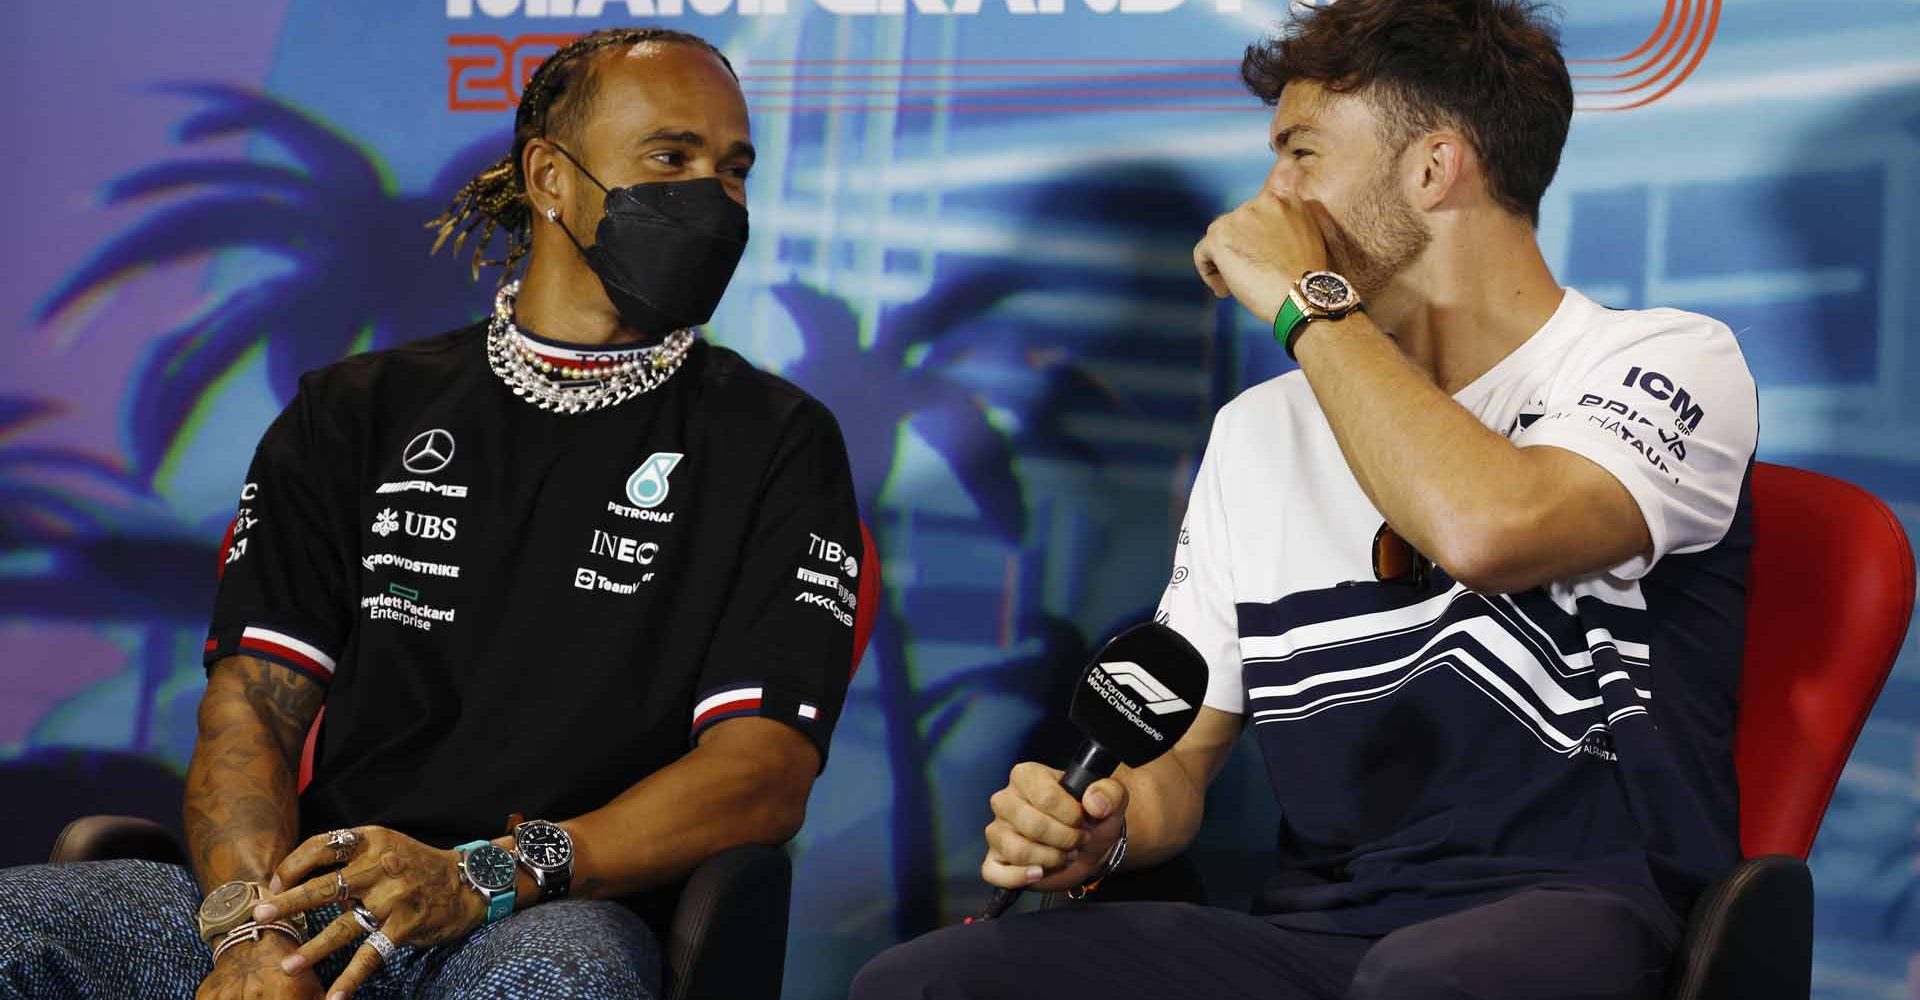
1735,462,1914,858
852,519,881,677
293,520,881,793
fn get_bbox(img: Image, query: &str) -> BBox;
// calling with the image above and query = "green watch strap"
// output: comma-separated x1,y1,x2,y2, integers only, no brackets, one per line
455,840,518,925
1273,291,1310,360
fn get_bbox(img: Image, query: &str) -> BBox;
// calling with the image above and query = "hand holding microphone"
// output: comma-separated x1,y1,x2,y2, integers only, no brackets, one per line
973,622,1208,920
980,761,1130,896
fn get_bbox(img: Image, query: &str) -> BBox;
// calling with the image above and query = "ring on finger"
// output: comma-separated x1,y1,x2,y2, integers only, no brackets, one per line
325,828,361,865
365,930,396,961
334,869,351,904
351,904,380,934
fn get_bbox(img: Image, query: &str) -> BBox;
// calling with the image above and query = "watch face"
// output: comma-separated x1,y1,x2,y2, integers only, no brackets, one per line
200,881,255,923
464,844,518,892
1300,271,1358,312
516,823,572,870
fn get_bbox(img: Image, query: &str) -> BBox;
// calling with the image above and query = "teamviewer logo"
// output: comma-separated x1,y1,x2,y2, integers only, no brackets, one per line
1098,661,1192,715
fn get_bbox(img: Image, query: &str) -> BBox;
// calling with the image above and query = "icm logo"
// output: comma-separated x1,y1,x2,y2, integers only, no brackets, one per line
403,429,456,474
1621,366,1706,433
625,452,683,509
1097,661,1192,716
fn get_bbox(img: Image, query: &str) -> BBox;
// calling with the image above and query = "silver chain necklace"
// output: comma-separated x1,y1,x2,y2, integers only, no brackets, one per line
485,281,696,414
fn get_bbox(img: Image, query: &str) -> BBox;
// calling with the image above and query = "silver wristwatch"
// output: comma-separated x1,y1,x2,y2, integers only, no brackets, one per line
511,819,575,901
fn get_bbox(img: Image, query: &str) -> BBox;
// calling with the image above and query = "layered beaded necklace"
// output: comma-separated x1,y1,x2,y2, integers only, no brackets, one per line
485,280,696,414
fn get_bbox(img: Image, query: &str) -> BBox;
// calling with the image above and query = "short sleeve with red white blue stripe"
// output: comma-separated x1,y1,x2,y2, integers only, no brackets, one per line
691,401,862,765
203,385,355,687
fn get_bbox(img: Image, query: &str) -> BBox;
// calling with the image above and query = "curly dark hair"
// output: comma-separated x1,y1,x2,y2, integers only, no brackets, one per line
1242,0,1572,226
427,28,737,282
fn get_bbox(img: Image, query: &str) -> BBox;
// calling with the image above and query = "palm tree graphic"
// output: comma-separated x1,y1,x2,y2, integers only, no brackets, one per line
20,86,503,762
776,276,1120,934
37,84,502,484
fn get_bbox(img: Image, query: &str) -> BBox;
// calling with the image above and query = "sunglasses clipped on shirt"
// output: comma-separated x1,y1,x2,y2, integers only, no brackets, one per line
1371,521,1432,588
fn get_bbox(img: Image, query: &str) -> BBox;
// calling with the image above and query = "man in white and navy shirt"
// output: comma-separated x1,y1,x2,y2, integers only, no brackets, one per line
854,1,1757,998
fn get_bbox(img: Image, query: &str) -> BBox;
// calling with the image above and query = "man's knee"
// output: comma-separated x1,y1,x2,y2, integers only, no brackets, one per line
849,923,1010,1000
1348,927,1479,1000
0,861,196,929
435,900,662,999
0,861,204,997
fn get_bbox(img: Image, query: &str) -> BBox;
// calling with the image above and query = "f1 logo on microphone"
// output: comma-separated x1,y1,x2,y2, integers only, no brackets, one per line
1097,661,1193,715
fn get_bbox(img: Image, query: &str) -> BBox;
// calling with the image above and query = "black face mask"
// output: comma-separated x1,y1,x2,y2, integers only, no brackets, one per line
549,144,749,337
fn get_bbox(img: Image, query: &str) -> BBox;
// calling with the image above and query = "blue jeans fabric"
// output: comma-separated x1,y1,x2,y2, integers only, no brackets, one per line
0,861,660,999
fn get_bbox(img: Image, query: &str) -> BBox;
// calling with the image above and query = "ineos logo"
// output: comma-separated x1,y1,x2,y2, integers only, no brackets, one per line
403,429,456,474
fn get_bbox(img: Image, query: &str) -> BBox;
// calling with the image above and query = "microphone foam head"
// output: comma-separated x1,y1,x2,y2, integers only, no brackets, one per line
1068,622,1209,767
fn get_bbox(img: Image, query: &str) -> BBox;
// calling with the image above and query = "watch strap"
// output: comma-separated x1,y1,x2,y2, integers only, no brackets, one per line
1066,821,1129,901
1273,289,1310,360
455,840,518,924
485,887,515,924
532,863,571,901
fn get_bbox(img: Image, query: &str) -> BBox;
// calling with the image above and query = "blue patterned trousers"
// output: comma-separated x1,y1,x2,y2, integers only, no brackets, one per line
0,861,660,999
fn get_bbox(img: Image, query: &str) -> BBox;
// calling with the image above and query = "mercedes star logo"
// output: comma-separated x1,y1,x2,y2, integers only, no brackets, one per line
402,429,455,474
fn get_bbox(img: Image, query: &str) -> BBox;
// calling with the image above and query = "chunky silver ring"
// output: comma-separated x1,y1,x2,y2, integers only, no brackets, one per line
333,869,351,903
350,904,380,934
365,930,396,961
325,828,360,864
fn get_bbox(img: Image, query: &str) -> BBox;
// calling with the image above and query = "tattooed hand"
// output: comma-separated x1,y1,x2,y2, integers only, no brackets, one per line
196,933,323,1000
257,827,487,999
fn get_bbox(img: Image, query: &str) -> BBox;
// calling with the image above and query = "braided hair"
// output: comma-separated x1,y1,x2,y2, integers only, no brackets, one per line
427,28,737,283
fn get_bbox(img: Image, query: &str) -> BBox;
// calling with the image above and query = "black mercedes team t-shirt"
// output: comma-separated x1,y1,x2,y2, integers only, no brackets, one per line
205,322,862,852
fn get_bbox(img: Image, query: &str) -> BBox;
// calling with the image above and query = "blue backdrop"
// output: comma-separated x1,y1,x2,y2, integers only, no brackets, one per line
2,0,1916,995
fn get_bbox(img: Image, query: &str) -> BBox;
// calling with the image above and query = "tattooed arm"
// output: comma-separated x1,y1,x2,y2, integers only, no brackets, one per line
185,656,328,999
185,655,325,894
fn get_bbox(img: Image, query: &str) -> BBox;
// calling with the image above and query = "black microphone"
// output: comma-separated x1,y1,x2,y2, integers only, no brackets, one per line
972,622,1209,921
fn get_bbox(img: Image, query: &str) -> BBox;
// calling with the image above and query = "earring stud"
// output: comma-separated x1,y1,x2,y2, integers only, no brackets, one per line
546,207,559,222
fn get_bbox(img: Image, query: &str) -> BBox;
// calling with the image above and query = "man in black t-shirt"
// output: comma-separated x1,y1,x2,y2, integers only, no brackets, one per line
0,27,860,1000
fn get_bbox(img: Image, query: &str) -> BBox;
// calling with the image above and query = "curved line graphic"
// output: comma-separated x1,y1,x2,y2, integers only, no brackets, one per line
1567,0,1680,66
1579,0,1711,95
1570,0,1692,82
1579,0,1723,111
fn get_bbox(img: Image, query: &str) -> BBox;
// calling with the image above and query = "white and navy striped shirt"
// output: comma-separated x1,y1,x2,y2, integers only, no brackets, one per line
1160,288,1759,934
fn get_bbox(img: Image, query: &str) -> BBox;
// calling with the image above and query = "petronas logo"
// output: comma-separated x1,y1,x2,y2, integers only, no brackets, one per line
625,452,684,509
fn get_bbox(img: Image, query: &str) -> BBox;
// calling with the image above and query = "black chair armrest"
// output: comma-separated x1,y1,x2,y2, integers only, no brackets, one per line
50,815,188,866
1667,854,1812,1000
666,843,791,1000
